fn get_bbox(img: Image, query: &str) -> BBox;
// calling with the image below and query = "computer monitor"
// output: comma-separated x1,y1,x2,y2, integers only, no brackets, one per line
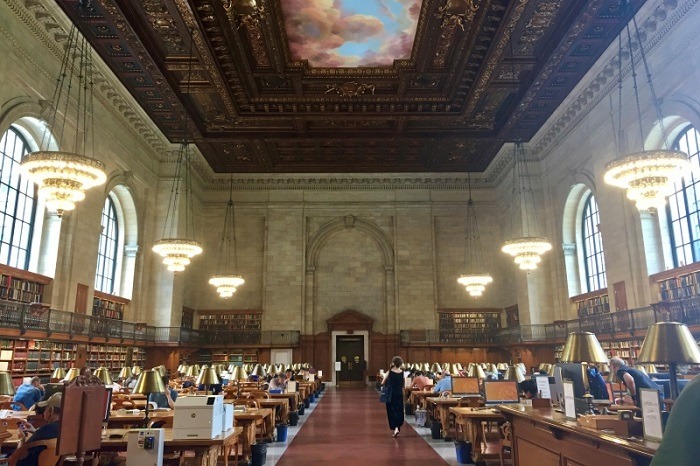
450,377,480,397
102,387,113,423
42,383,65,402
556,363,590,399
484,381,520,404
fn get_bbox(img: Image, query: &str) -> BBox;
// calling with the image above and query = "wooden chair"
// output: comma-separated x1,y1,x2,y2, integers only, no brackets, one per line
8,438,61,466
0,401,25,411
499,422,513,466
246,391,270,400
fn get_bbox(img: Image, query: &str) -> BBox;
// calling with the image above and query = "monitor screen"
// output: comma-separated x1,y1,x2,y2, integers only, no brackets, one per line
556,363,590,399
42,383,65,402
450,377,480,396
102,387,113,422
484,381,520,404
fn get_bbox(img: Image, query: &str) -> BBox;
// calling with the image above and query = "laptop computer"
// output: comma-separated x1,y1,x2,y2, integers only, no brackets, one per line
484,380,520,405
450,376,481,397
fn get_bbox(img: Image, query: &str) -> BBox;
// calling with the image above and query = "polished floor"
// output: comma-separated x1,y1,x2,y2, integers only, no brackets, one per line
264,386,464,465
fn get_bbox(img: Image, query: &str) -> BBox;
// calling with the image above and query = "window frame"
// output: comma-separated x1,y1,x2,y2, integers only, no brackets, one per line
581,193,607,292
94,195,120,294
666,125,700,267
0,126,37,270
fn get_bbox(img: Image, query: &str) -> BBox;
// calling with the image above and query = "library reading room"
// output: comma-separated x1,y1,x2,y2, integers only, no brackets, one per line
0,0,699,464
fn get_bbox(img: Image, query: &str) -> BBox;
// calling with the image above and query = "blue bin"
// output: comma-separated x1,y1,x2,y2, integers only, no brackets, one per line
276,424,288,442
310,394,316,403
454,440,472,464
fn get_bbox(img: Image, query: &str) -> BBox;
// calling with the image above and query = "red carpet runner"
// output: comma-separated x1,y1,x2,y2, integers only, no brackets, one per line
276,387,449,465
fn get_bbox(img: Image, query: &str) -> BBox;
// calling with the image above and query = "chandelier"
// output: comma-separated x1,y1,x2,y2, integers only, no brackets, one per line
457,174,492,297
152,29,202,272
209,176,244,298
501,142,552,270
20,25,106,215
603,11,690,210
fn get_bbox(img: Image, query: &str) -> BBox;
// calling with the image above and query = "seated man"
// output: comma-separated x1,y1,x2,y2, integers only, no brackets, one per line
149,375,178,409
269,374,286,391
519,379,538,399
433,371,452,394
412,371,432,391
13,377,44,411
14,393,62,466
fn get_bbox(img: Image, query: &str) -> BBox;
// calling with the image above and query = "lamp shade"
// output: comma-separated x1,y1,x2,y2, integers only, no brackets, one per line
51,367,66,380
132,370,166,395
251,364,266,378
496,363,508,371
196,367,220,386
118,366,132,380
474,365,487,380
0,372,15,396
63,368,81,382
636,322,700,364
94,367,113,385
131,366,142,376
231,366,249,381
430,362,441,373
185,365,198,378
503,366,525,383
560,332,608,363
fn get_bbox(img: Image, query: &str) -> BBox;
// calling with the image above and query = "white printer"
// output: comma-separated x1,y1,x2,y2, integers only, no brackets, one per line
173,395,224,439
222,403,234,432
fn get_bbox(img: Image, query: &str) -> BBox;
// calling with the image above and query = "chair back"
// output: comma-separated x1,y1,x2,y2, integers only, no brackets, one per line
8,438,60,466
459,397,485,408
0,401,25,411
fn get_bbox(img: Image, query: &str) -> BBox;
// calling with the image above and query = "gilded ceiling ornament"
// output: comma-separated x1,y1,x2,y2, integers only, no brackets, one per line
325,82,376,98
222,0,267,30
437,0,479,31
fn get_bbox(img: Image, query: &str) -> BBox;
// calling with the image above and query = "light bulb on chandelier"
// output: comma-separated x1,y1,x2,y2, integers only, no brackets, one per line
209,175,245,298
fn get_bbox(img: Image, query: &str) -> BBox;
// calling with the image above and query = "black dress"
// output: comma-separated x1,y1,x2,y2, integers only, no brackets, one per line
384,370,405,431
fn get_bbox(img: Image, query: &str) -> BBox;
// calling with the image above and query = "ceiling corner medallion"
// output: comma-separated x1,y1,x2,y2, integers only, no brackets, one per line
222,0,267,29
437,0,479,31
325,81,376,97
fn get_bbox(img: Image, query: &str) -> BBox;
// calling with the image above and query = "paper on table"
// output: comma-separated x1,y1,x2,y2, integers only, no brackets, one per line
535,375,551,399
640,388,663,441
563,381,576,419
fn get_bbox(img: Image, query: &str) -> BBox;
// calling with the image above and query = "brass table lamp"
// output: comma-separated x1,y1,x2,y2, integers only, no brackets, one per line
0,372,15,396
636,322,700,399
196,367,220,394
503,366,525,383
118,366,132,380
560,332,608,364
132,369,166,427
94,367,113,386
51,367,66,382
63,367,81,382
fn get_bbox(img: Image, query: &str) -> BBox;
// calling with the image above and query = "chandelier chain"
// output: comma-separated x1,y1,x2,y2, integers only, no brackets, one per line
625,24,645,151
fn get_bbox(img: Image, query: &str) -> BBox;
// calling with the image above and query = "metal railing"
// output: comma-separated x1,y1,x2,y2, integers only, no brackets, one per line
402,301,700,345
0,299,299,346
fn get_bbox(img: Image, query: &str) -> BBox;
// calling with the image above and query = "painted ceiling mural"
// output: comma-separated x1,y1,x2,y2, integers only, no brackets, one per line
280,0,423,67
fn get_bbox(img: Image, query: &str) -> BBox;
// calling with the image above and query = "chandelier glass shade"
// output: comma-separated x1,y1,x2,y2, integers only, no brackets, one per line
152,238,203,272
603,15,690,211
209,176,244,298
20,26,106,214
501,142,552,271
458,273,493,297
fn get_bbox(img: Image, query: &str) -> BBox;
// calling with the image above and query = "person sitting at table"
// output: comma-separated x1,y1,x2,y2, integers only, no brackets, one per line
149,375,177,409
269,373,286,391
586,365,609,400
13,377,44,411
519,379,538,399
433,370,452,394
12,393,62,466
285,369,295,381
610,357,660,407
412,371,432,391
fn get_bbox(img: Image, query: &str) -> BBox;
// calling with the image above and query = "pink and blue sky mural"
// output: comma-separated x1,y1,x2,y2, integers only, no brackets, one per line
281,0,422,67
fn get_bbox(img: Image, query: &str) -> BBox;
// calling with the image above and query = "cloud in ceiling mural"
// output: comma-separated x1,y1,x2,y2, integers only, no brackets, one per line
281,0,422,67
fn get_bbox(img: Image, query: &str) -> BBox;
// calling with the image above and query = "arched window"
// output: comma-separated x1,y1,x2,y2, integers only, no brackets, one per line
95,196,119,293
667,125,700,267
0,127,37,269
581,194,606,292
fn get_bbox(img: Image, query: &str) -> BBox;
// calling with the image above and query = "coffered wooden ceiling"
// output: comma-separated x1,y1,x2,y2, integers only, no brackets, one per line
56,0,642,173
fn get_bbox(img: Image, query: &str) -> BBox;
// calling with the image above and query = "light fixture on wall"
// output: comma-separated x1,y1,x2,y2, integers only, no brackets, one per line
603,6,690,211
457,174,492,297
20,24,106,215
152,29,202,272
501,141,552,270
209,176,245,298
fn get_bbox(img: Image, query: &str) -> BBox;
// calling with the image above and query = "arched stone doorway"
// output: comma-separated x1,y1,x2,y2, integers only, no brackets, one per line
327,310,374,386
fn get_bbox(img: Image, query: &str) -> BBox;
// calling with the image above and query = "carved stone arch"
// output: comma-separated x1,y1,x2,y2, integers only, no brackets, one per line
306,215,394,269
0,99,56,151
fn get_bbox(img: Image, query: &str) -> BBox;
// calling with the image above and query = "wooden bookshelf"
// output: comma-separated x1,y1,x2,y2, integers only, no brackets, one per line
212,349,258,365
0,264,51,304
92,290,128,320
0,339,76,385
650,263,700,302
85,344,144,371
437,309,501,344
198,310,262,332
571,288,609,317
181,306,194,330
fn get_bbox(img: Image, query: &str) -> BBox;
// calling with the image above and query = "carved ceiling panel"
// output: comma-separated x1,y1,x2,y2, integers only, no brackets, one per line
55,0,644,173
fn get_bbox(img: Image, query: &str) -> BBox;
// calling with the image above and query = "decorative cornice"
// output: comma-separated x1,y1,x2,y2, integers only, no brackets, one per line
532,0,692,157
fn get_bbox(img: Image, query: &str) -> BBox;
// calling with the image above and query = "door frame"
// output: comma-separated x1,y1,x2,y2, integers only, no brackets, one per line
331,330,369,386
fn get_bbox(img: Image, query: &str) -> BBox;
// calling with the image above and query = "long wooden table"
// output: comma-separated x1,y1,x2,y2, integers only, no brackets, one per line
270,392,299,412
425,397,463,439
1,427,243,466
499,404,657,466
107,410,172,428
232,408,274,462
449,406,506,463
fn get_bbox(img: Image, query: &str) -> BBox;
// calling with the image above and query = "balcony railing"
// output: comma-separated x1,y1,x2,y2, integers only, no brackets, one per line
0,299,299,346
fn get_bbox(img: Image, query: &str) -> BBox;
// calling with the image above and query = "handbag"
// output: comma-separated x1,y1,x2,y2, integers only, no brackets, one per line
379,384,392,403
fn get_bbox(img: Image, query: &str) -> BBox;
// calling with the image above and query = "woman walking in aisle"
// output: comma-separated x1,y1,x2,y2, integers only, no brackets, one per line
381,356,405,438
